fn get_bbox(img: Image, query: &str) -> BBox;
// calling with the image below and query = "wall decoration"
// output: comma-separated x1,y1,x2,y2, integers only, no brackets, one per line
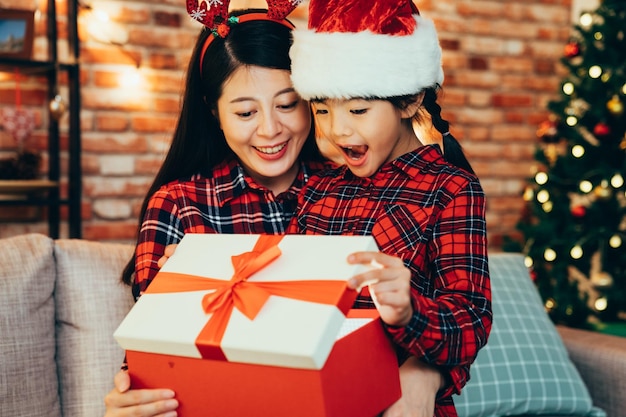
0,9,35,59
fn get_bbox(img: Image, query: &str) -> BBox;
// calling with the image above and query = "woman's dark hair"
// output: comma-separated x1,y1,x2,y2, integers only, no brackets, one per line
122,10,323,285
389,86,475,175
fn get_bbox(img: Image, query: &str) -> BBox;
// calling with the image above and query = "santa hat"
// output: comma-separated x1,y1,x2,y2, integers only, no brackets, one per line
289,0,444,100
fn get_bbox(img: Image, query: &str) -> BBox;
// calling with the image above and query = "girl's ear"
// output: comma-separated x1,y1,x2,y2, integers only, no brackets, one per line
399,92,425,119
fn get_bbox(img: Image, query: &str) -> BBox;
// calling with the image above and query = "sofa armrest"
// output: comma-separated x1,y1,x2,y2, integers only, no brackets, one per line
557,325,626,417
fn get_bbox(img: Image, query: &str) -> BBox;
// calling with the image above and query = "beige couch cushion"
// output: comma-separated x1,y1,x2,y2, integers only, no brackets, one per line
54,239,134,417
0,233,60,417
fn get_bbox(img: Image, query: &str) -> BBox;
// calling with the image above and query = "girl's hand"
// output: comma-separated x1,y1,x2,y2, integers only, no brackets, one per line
157,244,178,269
347,251,413,327
104,369,178,417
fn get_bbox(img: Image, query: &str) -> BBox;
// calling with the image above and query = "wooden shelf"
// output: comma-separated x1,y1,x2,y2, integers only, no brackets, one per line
0,180,57,195
0,0,81,238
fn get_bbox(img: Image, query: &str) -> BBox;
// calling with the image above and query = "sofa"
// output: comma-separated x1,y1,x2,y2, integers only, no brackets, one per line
0,233,624,417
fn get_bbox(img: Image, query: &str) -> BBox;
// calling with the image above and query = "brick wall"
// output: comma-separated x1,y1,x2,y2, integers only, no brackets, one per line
0,0,576,247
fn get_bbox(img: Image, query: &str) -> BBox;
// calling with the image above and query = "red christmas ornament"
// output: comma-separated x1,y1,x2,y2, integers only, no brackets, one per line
571,205,587,218
593,122,611,137
564,41,580,58
530,269,538,282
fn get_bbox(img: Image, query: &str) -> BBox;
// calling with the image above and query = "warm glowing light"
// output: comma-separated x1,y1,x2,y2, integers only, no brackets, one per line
579,180,593,193
580,13,593,27
523,187,535,201
535,172,548,185
594,32,603,40
118,70,143,88
570,245,583,259
589,65,602,78
611,173,624,188
622,83,626,95
542,201,553,212
566,116,578,126
572,145,585,158
594,297,608,311
94,9,110,22
563,82,575,95
524,256,534,268
537,189,550,203
609,235,622,248
82,7,129,45
544,248,557,262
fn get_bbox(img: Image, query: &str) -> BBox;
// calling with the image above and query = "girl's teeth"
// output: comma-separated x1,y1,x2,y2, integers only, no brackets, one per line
342,145,368,159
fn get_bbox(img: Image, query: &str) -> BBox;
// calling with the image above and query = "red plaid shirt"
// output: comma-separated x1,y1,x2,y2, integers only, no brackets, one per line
133,156,327,297
289,145,492,417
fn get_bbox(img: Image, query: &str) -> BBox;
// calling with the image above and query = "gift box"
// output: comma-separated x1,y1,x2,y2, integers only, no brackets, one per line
114,234,401,417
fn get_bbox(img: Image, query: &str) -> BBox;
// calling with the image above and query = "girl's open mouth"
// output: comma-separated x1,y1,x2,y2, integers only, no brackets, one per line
341,145,369,160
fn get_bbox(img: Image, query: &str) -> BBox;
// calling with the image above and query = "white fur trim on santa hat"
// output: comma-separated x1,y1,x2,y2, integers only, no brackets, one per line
290,15,444,100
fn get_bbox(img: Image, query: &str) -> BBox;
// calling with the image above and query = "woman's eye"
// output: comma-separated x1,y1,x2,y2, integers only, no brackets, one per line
278,101,299,110
314,108,328,115
236,110,255,118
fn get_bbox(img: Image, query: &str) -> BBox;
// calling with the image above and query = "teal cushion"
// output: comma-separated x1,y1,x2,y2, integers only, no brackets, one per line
454,253,605,417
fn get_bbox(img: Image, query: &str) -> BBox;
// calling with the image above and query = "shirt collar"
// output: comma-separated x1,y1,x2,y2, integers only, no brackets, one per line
213,156,319,206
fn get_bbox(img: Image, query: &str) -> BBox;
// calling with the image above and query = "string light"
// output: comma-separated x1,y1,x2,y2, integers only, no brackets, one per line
544,248,557,262
570,245,583,259
594,32,603,40
524,256,534,268
563,82,575,95
535,172,548,185
537,189,550,203
523,187,535,201
566,116,578,126
610,173,624,188
579,180,593,193
594,297,608,312
609,235,622,248
542,201,553,212
580,12,593,27
571,145,585,158
589,65,602,78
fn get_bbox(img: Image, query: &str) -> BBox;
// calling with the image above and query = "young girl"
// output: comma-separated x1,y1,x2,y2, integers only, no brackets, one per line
105,4,445,417
288,1,492,416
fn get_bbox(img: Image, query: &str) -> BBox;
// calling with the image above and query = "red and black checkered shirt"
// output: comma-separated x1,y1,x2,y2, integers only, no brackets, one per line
289,145,492,417
133,156,327,296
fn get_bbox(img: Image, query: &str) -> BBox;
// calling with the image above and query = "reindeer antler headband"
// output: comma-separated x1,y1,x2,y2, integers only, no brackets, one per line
186,0,302,72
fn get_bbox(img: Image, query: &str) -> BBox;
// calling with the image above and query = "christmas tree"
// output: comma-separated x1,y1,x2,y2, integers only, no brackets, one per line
516,0,626,328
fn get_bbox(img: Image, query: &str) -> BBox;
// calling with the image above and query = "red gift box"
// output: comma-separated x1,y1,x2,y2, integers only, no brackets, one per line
115,234,400,416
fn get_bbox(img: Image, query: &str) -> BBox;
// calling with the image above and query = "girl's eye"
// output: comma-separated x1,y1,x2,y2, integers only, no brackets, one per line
350,108,367,115
314,108,328,115
278,100,299,110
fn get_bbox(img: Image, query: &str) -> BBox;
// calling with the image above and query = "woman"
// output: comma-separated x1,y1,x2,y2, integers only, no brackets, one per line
105,6,444,417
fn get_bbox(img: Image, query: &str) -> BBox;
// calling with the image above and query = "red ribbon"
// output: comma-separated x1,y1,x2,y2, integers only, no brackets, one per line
146,235,356,360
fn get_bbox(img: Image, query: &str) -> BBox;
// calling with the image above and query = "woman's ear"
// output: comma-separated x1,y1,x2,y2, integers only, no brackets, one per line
211,106,221,128
399,92,425,119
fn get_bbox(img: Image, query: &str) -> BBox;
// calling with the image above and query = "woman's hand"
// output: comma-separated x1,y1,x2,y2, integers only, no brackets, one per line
347,251,413,327
157,244,178,269
383,357,443,417
104,369,178,417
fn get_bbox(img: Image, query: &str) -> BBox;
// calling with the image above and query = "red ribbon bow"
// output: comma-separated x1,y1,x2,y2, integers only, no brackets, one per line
146,235,355,360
